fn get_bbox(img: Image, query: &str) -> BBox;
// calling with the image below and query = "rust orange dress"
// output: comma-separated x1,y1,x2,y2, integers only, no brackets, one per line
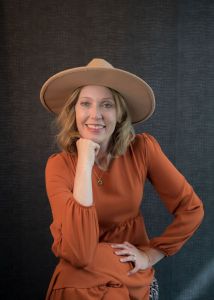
44,133,204,300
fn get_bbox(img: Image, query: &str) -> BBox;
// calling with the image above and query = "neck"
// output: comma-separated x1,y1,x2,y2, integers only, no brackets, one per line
95,152,112,170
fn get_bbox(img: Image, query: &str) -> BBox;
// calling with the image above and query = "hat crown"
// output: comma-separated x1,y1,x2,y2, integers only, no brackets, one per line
87,58,114,69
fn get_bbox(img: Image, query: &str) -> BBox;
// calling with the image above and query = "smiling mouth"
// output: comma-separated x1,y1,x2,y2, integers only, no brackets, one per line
85,124,106,129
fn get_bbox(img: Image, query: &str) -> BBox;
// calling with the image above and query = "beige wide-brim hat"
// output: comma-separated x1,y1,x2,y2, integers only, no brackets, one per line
40,58,155,124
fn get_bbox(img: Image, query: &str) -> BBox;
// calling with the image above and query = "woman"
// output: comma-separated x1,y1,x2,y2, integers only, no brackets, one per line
40,58,204,300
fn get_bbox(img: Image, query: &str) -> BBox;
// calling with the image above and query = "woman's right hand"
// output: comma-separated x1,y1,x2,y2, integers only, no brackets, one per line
76,138,100,169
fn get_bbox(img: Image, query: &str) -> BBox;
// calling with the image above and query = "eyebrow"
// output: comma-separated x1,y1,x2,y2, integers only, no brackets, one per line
80,97,114,101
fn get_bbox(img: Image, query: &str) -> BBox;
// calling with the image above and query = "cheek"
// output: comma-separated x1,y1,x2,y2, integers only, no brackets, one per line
108,113,117,132
111,112,117,126
75,109,85,126
75,118,83,134
75,119,80,131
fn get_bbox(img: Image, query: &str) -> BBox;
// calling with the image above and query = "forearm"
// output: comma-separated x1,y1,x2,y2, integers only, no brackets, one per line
73,160,93,206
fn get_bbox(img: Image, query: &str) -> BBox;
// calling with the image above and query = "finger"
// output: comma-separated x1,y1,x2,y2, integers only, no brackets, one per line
114,250,134,256
111,243,129,249
94,146,100,156
128,266,139,276
120,255,136,263
123,241,133,247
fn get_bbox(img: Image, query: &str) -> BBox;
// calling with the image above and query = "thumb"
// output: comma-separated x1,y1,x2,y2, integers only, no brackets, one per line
94,144,100,156
128,266,138,276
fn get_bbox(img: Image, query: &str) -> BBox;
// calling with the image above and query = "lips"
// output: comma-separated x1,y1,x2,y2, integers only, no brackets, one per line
86,124,106,129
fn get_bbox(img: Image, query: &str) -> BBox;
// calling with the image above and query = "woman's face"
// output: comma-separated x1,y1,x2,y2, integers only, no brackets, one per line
75,85,117,152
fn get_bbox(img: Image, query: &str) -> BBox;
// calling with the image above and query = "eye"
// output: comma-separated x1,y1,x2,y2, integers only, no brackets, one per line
102,102,114,108
80,101,90,107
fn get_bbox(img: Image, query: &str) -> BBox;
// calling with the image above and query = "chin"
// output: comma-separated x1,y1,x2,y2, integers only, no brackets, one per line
89,135,109,148
90,137,103,144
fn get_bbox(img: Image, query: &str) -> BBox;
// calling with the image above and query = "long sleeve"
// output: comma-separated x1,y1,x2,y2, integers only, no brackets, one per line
142,133,204,256
45,152,99,268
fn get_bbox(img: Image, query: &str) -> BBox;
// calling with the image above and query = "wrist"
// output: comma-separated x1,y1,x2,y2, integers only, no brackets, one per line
140,247,165,267
145,248,165,266
142,250,152,267
76,158,93,172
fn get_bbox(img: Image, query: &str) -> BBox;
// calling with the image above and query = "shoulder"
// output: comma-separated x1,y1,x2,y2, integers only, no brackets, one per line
46,151,66,165
131,132,160,150
129,133,163,168
45,151,76,172
47,150,76,162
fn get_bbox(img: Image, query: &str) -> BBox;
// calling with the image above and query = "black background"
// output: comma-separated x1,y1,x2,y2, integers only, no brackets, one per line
0,0,213,299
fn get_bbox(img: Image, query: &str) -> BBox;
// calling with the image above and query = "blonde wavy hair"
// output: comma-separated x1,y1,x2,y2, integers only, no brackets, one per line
51,86,135,156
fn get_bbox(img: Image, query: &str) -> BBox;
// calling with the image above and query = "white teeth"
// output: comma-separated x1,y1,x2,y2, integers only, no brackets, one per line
86,124,105,129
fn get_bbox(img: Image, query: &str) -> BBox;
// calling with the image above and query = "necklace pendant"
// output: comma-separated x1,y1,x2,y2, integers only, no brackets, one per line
97,178,103,186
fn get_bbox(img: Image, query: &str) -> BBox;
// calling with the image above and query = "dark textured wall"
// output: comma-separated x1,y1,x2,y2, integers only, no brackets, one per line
0,0,213,299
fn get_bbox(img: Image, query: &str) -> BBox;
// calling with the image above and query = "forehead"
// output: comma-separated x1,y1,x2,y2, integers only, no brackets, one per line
78,85,113,99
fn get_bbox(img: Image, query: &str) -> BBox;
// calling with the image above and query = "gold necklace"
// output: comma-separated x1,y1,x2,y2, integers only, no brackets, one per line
94,154,112,186
94,167,104,186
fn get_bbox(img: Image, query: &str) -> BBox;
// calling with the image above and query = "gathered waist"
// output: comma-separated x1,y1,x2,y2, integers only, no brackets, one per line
99,213,150,246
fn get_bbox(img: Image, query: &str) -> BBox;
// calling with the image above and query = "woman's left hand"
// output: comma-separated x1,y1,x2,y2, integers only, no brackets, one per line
111,241,151,276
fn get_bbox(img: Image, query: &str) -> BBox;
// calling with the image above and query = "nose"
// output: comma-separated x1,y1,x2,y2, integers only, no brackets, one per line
90,104,102,119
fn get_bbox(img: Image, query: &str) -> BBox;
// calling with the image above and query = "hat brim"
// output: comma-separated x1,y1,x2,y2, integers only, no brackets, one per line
40,66,155,124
